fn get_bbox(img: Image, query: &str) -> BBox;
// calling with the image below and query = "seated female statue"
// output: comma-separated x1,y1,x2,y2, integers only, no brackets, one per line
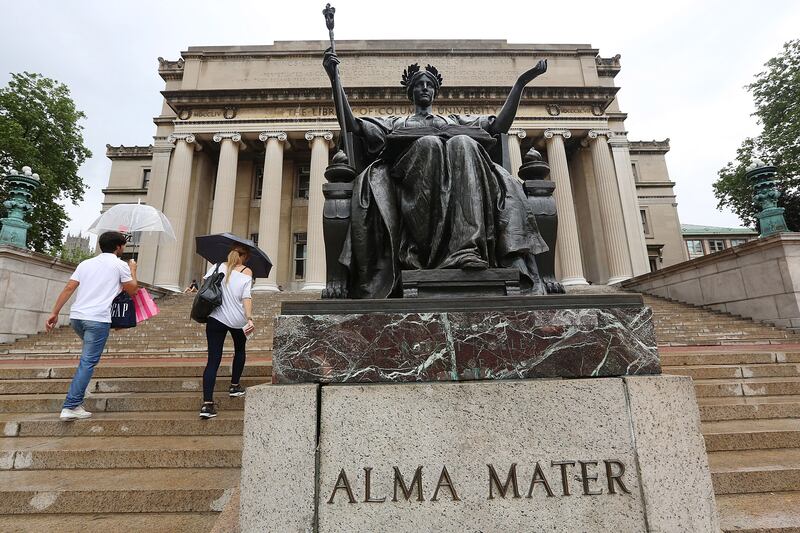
323,50,550,298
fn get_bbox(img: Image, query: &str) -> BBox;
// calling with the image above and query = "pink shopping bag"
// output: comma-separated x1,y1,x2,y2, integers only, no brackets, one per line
133,288,160,322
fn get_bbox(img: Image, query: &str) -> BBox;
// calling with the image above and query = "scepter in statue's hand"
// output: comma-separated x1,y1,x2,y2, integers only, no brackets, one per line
322,3,354,164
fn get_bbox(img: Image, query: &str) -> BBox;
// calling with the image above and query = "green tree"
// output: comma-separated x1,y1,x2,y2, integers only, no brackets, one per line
713,39,800,229
0,72,91,252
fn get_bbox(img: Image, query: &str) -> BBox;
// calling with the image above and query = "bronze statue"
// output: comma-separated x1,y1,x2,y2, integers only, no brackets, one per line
323,49,564,298
319,4,560,299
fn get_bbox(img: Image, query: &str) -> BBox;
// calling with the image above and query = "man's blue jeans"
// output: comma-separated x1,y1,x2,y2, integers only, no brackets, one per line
63,319,111,409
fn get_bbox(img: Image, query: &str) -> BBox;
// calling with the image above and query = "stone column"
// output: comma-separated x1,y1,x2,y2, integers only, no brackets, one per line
544,129,588,286
134,139,173,285
609,132,650,276
302,131,333,291
253,131,287,292
586,130,633,284
507,129,527,177
208,132,241,234
154,133,198,291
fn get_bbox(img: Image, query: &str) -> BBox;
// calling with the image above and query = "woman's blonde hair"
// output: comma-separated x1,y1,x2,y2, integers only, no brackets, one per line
225,247,248,285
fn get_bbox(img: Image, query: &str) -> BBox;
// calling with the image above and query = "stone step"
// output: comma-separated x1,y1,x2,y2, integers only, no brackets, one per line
698,395,800,422
703,419,800,451
716,491,800,533
2,349,273,360
661,352,786,366
666,363,800,380
0,376,268,395
0,362,271,380
694,377,800,398
0,410,244,437
0,512,220,533
0,468,238,514
709,448,800,495
0,392,249,413
0,435,242,470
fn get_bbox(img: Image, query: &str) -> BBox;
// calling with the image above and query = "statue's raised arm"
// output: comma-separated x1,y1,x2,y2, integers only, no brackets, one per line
488,59,547,135
322,49,362,136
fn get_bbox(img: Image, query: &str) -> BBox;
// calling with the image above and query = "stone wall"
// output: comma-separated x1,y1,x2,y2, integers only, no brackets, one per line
0,245,169,344
621,233,800,330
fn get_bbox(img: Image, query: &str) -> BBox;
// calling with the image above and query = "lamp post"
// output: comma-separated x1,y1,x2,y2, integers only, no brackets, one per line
746,159,788,237
0,166,41,247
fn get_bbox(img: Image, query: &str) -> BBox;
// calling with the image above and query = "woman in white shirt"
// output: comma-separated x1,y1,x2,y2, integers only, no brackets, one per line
200,246,254,419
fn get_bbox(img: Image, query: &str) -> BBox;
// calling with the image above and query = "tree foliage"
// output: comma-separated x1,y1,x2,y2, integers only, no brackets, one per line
713,39,800,229
0,72,91,251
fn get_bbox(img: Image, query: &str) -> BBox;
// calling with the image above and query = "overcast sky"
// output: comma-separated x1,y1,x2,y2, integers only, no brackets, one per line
1,0,799,239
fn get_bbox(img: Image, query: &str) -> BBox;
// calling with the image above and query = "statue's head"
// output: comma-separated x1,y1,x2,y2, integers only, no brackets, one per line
401,64,443,104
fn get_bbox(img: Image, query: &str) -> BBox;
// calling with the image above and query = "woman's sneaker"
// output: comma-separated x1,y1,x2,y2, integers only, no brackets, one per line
229,384,246,397
60,405,92,421
199,403,217,419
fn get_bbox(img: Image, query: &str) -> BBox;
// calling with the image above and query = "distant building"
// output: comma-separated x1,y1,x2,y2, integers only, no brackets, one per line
63,233,92,254
681,224,758,260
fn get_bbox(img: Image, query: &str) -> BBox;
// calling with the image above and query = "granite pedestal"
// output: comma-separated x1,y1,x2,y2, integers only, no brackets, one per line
240,295,718,532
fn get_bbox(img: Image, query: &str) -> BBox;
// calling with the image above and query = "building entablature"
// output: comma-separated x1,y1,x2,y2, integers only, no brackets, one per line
160,85,620,119
106,145,154,160
596,54,621,77
630,140,671,154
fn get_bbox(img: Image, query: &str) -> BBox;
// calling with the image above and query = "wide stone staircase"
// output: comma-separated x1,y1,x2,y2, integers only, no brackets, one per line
0,292,315,533
0,291,799,531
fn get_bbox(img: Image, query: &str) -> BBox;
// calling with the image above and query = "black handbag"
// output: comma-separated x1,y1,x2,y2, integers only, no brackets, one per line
191,263,225,323
111,291,137,329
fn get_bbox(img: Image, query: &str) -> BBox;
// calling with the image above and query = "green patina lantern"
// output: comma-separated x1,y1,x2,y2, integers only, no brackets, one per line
0,166,41,247
747,159,789,237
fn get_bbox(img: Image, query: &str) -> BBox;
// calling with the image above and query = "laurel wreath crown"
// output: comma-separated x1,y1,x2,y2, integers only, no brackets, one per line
400,63,444,88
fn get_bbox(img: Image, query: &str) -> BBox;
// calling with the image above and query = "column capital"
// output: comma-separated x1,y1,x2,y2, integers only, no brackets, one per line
544,129,572,140
508,128,527,139
213,132,242,143
152,138,175,154
587,129,612,140
259,131,288,143
607,131,630,148
168,133,196,144
305,130,334,144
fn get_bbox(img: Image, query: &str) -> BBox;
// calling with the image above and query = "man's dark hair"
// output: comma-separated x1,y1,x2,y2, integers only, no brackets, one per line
98,231,127,253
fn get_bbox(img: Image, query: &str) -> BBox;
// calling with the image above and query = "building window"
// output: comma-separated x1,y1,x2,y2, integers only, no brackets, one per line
250,233,259,246
293,232,307,280
296,166,310,200
686,240,704,259
142,168,151,189
708,240,726,253
730,239,748,247
640,209,651,236
631,162,640,182
253,165,264,199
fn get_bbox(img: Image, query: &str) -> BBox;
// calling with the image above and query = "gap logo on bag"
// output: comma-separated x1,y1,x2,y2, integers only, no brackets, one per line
111,291,137,329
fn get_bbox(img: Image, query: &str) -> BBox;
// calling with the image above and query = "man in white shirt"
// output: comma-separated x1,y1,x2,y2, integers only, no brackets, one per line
45,231,138,421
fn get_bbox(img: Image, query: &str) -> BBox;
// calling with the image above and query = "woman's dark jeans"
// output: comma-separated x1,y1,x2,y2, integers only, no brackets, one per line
203,317,247,402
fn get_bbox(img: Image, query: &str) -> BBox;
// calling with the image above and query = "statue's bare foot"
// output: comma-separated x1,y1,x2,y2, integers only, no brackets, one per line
322,279,348,299
543,275,565,294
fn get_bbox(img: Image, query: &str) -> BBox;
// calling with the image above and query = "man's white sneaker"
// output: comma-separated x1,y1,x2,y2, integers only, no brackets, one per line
60,406,92,421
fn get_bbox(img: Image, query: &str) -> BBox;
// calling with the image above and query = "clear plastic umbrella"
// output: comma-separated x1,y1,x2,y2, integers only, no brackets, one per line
88,202,175,238
88,202,176,258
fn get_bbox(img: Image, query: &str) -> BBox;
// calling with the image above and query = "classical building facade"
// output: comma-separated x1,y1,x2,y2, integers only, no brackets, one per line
102,40,684,291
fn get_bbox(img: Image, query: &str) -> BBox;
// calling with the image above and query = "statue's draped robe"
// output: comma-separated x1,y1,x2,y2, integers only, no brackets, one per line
341,113,548,298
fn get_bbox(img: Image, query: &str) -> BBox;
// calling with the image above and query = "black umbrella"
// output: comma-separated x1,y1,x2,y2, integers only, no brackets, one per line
195,233,272,278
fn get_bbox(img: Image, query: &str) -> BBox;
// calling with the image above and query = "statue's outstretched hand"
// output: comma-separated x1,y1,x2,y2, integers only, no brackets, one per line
323,47,340,81
517,59,547,86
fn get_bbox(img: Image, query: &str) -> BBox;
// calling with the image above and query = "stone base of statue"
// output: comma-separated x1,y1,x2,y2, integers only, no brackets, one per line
239,295,719,532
